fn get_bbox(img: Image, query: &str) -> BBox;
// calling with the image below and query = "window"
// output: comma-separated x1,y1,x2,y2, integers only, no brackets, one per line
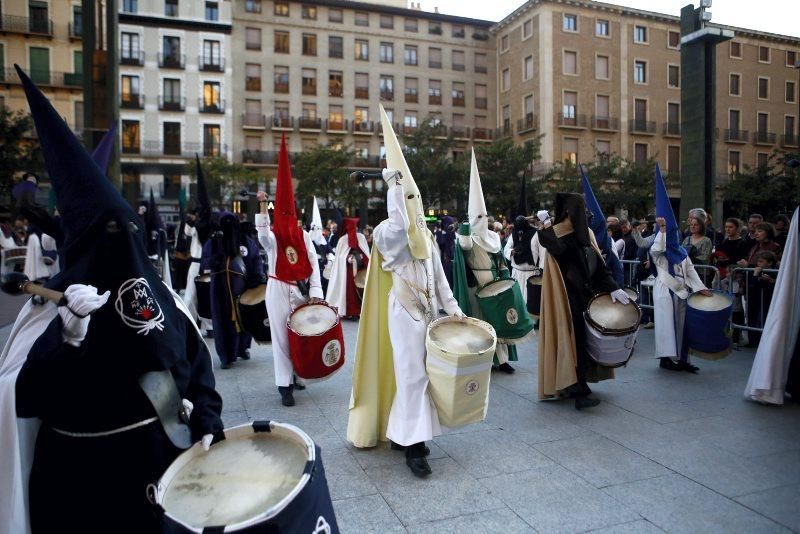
122,0,137,13
404,113,418,129
328,105,344,129
274,2,289,16
668,30,680,48
563,50,577,75
562,138,578,164
205,2,218,21
122,120,140,153
405,18,418,32
524,55,534,80
756,152,769,169
788,81,797,103
785,116,795,137
728,151,741,174
523,19,533,39
596,19,609,36
246,28,261,51
429,21,442,35
380,75,394,100
302,34,317,56
404,77,418,103
429,47,442,68
355,40,369,60
72,6,82,36
380,14,394,29
203,125,221,157
634,25,647,44
758,77,769,99
634,60,647,84
74,101,83,132
787,51,797,67
475,84,487,109
730,41,742,58
329,36,343,58
354,106,369,125
563,14,577,32
595,95,610,126
245,99,262,126
165,0,178,17
302,5,316,19
328,71,343,97
121,75,140,107
355,73,369,99
596,140,611,156
757,112,769,134
452,50,465,71
274,31,289,54
202,40,221,70
245,0,261,14
405,45,418,66
162,36,181,64
380,42,394,63
274,66,289,93
302,68,317,95
729,73,741,96
274,102,290,126
355,12,369,26
121,32,141,63
563,91,577,121
163,122,181,155
759,46,770,63
523,94,535,128
329,8,343,22
668,65,679,88
667,146,680,173
500,35,509,52
634,98,647,122
729,109,741,130
452,82,465,106
245,63,261,91
452,24,465,38
475,53,487,73
28,47,49,85
667,102,680,135
634,143,648,165
502,68,510,91
429,79,442,105
596,55,609,79
302,102,317,122
162,78,181,109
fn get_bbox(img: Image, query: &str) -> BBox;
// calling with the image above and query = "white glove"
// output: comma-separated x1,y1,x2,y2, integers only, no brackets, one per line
382,168,401,185
537,210,550,223
181,398,194,420
452,309,466,318
610,289,631,305
201,433,214,451
58,285,111,347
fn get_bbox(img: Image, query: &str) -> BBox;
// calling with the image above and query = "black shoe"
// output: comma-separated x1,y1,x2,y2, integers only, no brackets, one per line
677,361,699,374
575,396,601,410
405,456,432,478
278,386,295,407
497,363,516,374
220,361,233,370
293,375,306,391
659,358,681,371
390,441,430,456
239,349,251,360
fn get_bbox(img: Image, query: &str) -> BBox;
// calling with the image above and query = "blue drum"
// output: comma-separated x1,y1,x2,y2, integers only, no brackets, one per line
685,290,733,360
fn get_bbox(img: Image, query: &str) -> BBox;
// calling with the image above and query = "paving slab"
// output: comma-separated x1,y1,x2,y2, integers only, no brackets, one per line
332,493,406,533
406,508,534,533
734,484,800,533
586,519,666,533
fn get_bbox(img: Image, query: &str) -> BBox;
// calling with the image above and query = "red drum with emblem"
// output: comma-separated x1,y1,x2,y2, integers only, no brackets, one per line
287,302,345,380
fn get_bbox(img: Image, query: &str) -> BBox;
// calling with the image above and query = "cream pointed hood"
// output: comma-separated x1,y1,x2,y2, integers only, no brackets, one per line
468,148,501,253
379,104,430,259
310,196,325,245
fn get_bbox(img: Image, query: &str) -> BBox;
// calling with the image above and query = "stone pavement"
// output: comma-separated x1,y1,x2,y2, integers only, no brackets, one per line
1,318,798,533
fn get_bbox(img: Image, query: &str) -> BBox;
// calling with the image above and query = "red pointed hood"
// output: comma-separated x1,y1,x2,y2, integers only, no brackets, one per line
273,134,312,281
344,217,360,249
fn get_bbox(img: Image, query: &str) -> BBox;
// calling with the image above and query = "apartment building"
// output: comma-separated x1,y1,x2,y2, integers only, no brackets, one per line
0,1,84,136
493,0,800,191
118,0,232,209
230,0,496,194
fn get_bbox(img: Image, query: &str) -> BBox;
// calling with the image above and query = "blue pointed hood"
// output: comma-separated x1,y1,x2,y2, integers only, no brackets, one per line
655,163,688,265
581,165,623,284
90,120,118,174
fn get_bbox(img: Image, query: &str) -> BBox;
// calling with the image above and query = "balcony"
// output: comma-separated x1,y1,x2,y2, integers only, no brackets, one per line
120,51,145,66
352,154,381,168
781,133,798,147
242,113,267,129
0,15,53,36
377,122,401,136
405,92,418,104
663,122,681,137
429,94,442,105
352,121,374,135
130,140,228,158
199,99,225,114
380,90,394,101
473,127,494,141
271,115,294,130
453,64,465,72
120,94,145,109
355,87,369,99
517,113,537,133
475,97,487,110
591,116,619,131
452,96,465,107
431,124,448,137
158,96,186,112
298,117,322,130
242,150,276,165
557,113,587,129
245,77,261,91
753,131,777,145
451,126,470,139
326,119,348,132
629,119,656,135
68,22,82,40
429,61,442,69
496,124,514,138
475,65,488,74
198,56,225,72
724,129,749,143
158,53,185,69
1,68,82,88
402,125,418,136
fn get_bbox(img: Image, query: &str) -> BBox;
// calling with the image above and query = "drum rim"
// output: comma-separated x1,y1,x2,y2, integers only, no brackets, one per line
154,421,316,532
237,284,268,306
584,293,642,335
194,275,211,283
687,289,733,311
286,302,341,336
475,278,515,298
426,315,497,356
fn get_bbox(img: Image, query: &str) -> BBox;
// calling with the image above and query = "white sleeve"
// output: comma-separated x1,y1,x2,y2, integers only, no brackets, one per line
432,245,462,316
650,231,666,255
683,259,708,293
303,232,324,299
503,234,514,261
40,233,57,251
457,234,473,251
255,213,275,253
184,225,196,238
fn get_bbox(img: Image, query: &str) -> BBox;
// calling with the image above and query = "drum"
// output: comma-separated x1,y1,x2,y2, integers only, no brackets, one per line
584,293,642,368
425,316,497,428
287,303,345,380
475,278,534,344
526,275,542,317
152,421,339,533
354,268,367,302
624,287,639,303
237,284,270,344
686,290,733,360
194,275,211,319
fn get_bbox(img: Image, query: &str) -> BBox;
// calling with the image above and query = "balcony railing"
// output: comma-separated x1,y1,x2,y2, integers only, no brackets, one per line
402,125,418,135
380,90,394,101
271,115,294,129
591,116,619,131
557,113,587,128
429,61,442,69
781,133,799,147
472,127,494,141
452,96,465,107
158,53,186,69
475,65,488,74
405,92,418,104
452,64,465,72
496,124,514,138
429,94,442,105
475,97,487,110
298,117,322,130
198,56,225,72
242,150,276,165
663,122,681,136
351,154,381,168
355,87,369,99
629,119,656,134
245,78,262,91
352,121,374,134
451,126,470,139
242,113,267,128
158,96,186,111
0,15,53,36
128,140,227,158
1,68,82,88
518,113,537,132
120,51,145,66
753,131,777,145
431,124,448,137
121,94,145,109
199,99,225,114
326,119,348,132
725,129,749,143
68,22,82,39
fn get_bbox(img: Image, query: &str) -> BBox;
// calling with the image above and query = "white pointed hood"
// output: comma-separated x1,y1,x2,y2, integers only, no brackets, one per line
380,104,430,259
310,196,325,245
468,148,501,253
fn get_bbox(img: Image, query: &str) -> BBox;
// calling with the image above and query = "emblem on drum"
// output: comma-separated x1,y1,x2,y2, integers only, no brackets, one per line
313,516,332,534
285,246,299,265
506,308,519,325
322,339,342,367
465,379,480,395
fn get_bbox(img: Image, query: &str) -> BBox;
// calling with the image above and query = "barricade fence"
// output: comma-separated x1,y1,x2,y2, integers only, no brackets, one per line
726,266,780,334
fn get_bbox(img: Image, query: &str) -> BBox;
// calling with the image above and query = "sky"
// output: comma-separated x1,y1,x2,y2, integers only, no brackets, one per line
421,0,800,38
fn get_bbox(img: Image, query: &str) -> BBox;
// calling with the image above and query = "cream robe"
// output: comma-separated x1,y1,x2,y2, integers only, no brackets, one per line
256,213,324,388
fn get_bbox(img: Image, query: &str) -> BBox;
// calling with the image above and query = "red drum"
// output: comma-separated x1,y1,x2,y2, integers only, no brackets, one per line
287,303,345,380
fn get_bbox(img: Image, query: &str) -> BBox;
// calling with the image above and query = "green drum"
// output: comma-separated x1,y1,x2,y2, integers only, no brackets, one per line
475,278,534,344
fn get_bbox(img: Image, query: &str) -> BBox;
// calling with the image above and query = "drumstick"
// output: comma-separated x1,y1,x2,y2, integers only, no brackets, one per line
1,273,66,306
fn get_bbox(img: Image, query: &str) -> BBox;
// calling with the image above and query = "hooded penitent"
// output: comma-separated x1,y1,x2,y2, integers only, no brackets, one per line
343,217,360,249
379,104,430,259
512,174,535,265
655,163,688,269
310,195,326,246
218,212,243,258
146,188,167,259
581,165,623,285
273,133,313,281
468,148,501,253
91,120,118,176
554,192,591,246
193,154,213,245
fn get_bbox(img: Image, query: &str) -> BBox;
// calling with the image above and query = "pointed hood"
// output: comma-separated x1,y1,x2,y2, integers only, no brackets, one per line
468,148,501,253
554,192,590,246
16,64,185,367
90,120,118,174
309,195,325,245
273,134,312,281
194,154,211,213
379,104,430,259
145,188,166,258
516,172,529,219
343,217,360,249
655,163,688,266
581,166,623,284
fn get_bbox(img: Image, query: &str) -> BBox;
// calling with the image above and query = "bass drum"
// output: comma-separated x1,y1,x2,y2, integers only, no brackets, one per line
525,275,542,318
287,303,345,380
584,292,641,368
194,275,212,320
237,283,270,344
686,290,733,360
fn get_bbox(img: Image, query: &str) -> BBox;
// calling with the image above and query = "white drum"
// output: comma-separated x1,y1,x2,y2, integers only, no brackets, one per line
584,293,641,368
425,316,497,428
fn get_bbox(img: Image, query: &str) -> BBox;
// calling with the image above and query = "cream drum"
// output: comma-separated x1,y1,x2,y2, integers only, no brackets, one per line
584,292,641,368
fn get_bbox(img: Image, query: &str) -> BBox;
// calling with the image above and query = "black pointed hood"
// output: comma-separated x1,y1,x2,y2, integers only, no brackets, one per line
516,173,529,219
194,154,211,214
145,188,167,258
554,192,590,246
91,120,118,175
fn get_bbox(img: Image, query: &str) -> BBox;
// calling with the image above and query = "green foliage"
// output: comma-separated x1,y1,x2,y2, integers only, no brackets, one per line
0,107,42,210
474,136,542,219
723,149,800,219
193,156,263,210
293,144,369,213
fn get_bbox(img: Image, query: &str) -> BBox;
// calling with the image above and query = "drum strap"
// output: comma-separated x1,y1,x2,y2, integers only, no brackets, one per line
50,417,158,438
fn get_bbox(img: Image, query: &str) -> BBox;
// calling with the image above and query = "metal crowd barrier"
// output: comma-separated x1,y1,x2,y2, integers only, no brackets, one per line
726,266,780,334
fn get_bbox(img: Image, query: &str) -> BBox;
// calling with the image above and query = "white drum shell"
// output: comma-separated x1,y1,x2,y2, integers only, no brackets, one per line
585,322,638,367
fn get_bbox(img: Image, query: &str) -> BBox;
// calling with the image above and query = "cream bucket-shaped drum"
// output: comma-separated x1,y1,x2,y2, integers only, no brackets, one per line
425,316,497,428
584,293,642,368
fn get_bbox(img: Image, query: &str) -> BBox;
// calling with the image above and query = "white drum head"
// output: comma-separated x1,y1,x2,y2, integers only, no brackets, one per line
239,284,266,306
476,279,514,298
624,287,639,301
289,304,338,335
195,275,211,283
586,294,640,332
429,318,495,355
688,291,732,312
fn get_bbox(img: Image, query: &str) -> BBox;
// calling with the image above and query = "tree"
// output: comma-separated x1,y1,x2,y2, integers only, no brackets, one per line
723,149,800,219
293,144,369,214
0,108,42,211
193,156,263,210
475,136,542,219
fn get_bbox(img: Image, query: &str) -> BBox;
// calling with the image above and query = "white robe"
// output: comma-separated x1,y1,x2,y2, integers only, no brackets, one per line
181,226,212,331
502,232,545,303
650,232,707,361
374,184,461,446
23,233,59,282
745,207,800,405
255,213,324,388
325,232,370,317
